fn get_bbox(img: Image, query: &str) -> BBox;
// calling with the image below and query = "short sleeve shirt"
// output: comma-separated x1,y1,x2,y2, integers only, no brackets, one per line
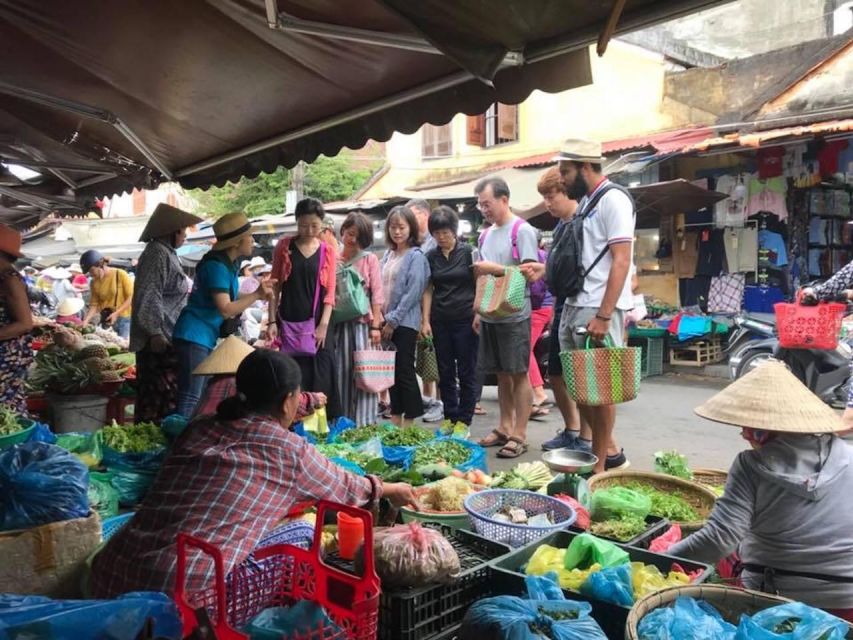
568,179,635,311
90,268,133,318
427,243,476,322
173,252,238,349
478,215,539,323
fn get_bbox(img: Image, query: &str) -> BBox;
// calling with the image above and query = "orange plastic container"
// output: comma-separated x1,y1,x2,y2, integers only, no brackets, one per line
337,511,365,560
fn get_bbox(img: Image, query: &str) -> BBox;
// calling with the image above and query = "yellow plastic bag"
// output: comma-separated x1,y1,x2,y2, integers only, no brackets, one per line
525,545,602,591
631,562,690,599
302,407,328,436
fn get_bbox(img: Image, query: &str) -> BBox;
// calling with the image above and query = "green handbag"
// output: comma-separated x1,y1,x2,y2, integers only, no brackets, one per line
331,253,371,324
416,336,440,383
560,336,641,406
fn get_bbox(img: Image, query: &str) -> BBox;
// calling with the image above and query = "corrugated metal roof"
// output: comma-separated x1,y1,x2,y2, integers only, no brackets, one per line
683,119,853,152
603,126,714,155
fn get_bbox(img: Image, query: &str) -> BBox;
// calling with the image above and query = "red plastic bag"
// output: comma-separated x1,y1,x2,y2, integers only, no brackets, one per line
649,524,682,553
369,522,461,588
555,494,590,530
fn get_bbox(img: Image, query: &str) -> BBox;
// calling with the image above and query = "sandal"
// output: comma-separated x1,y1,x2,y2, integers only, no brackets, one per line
497,437,529,458
530,405,551,420
478,429,508,448
474,404,487,416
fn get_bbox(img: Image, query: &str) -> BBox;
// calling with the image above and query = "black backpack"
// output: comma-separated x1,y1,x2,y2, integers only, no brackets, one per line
545,183,634,301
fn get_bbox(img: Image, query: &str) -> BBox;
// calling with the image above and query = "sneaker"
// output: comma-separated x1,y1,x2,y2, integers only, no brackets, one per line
422,400,444,423
541,430,580,451
605,449,631,471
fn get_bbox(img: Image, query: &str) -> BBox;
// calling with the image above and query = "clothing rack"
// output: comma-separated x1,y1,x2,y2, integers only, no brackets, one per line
677,220,760,281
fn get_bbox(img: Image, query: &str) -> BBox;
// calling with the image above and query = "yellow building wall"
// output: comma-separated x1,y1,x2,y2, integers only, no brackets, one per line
364,41,674,198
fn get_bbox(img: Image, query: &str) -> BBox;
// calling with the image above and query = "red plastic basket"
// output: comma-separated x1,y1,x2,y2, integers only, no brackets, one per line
774,296,845,350
175,501,380,640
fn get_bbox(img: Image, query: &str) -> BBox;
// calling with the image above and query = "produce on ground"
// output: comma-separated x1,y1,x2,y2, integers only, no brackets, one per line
491,462,554,491
361,458,424,486
0,404,24,436
420,477,478,512
450,468,492,486
314,443,376,470
622,481,700,522
28,340,129,393
380,425,433,447
654,450,693,480
337,424,387,444
411,439,470,468
102,420,167,453
590,516,647,541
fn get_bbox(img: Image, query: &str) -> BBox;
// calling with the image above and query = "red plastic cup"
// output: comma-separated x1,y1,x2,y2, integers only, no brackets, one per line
337,512,365,560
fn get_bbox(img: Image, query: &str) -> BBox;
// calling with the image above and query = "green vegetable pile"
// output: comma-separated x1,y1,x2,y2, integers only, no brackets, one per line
102,420,166,453
590,516,647,541
380,426,433,447
337,424,387,444
654,450,693,480
528,606,579,637
315,443,376,470
491,462,554,491
623,481,699,522
0,404,24,436
412,440,470,468
362,458,424,485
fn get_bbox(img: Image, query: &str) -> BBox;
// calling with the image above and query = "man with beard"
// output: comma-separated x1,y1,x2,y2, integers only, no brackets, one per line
521,140,632,474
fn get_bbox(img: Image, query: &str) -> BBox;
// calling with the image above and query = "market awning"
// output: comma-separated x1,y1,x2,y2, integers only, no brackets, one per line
681,119,853,153
0,0,728,227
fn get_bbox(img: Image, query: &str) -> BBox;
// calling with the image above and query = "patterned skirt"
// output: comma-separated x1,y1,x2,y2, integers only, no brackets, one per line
134,347,180,423
0,334,33,415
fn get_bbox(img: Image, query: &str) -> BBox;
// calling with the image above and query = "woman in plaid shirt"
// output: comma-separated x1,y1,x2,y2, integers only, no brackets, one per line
90,349,418,597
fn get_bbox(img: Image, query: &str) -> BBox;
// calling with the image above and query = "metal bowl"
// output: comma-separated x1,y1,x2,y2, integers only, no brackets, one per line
541,449,599,474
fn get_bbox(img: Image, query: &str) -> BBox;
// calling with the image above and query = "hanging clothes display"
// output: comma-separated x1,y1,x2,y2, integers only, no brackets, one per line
722,227,758,273
713,174,747,228
745,176,789,220
695,228,726,277
672,231,699,278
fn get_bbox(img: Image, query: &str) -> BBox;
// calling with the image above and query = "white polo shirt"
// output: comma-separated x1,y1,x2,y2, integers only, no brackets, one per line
567,179,635,311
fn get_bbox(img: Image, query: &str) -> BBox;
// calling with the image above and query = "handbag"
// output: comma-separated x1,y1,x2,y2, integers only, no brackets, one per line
331,252,370,324
473,266,527,320
707,273,745,314
99,270,120,327
353,346,396,393
415,336,439,383
280,243,325,356
560,336,641,406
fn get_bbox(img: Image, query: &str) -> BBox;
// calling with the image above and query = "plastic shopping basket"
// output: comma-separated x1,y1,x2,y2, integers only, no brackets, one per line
774,294,845,350
174,501,380,640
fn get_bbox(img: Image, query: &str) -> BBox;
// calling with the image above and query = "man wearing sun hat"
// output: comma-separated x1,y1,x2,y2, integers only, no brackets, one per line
172,212,274,417
668,361,853,617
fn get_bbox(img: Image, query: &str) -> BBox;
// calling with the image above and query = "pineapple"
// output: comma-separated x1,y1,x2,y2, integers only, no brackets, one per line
81,357,115,374
76,344,110,361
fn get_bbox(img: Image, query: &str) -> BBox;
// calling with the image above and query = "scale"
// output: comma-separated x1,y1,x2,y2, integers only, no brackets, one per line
541,449,598,508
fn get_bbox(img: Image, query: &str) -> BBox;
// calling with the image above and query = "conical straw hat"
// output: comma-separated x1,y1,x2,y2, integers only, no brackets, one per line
695,360,844,433
192,336,255,376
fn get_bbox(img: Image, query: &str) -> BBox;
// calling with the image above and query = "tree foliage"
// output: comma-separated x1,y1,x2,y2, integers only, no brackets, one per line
192,154,375,218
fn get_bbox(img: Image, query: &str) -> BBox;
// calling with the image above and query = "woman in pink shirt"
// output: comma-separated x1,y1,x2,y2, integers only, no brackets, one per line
334,211,385,425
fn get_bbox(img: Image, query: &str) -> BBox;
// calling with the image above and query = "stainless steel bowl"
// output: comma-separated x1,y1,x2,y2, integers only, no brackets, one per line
541,449,599,474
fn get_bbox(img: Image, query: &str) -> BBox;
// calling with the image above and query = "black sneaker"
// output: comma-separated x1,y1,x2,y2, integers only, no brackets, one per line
605,450,630,471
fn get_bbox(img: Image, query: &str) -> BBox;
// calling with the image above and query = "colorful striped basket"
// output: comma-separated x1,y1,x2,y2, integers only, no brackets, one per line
560,337,641,405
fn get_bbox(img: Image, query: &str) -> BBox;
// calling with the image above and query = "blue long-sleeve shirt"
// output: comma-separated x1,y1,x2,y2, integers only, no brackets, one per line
381,248,429,331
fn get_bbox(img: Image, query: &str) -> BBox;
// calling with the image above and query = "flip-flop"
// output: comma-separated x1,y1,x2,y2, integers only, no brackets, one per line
478,429,508,448
497,437,529,458
530,406,551,420
474,404,487,416
534,400,554,410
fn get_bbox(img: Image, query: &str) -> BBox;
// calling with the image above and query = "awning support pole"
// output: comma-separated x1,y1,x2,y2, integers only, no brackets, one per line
597,0,627,56
0,81,173,181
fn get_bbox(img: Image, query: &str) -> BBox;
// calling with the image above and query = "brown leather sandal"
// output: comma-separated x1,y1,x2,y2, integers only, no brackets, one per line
497,437,529,458
478,429,508,447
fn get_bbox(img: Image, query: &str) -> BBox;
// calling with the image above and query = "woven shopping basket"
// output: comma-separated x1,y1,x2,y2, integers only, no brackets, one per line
353,346,395,393
560,336,641,405
774,293,845,350
473,266,527,320
415,336,439,383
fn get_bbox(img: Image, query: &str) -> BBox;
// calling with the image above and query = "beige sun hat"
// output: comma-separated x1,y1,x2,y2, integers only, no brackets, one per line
56,297,85,317
192,336,255,376
552,139,605,164
212,212,253,250
139,203,204,242
695,360,845,433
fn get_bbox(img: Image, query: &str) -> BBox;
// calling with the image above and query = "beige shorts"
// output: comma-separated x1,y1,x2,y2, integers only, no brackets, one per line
558,306,625,351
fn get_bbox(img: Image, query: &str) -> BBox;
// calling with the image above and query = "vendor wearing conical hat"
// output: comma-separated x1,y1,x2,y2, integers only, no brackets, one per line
130,203,204,422
669,361,853,618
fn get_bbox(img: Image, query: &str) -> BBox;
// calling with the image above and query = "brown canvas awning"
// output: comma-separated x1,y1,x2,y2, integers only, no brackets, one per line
0,0,726,226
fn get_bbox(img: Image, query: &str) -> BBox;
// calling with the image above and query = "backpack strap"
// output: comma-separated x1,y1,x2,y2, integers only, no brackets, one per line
579,182,636,277
510,218,524,262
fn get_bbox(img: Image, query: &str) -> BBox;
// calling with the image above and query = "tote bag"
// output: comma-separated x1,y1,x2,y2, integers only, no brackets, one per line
353,347,396,393
560,337,641,406
280,243,325,356
415,336,439,383
473,266,527,320
331,252,370,324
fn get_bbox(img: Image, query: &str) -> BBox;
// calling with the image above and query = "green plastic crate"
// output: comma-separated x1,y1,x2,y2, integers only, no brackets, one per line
629,336,665,378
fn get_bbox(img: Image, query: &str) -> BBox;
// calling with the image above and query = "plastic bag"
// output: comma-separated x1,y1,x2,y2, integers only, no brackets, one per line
0,442,89,531
243,602,339,639
555,494,590,530
0,592,182,640
459,595,607,640
453,438,488,473
563,533,630,571
580,563,634,607
736,602,849,640
301,407,329,436
526,573,565,602
638,596,737,640
108,467,157,506
371,522,461,588
326,415,355,443
102,443,165,474
631,562,690,599
26,421,57,444
55,431,103,468
87,470,119,520
525,545,602,592
328,457,365,476
590,487,651,521
357,436,384,460
649,524,682,553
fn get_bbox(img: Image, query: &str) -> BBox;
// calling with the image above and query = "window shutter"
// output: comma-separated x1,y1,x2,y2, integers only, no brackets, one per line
497,103,518,141
466,114,486,146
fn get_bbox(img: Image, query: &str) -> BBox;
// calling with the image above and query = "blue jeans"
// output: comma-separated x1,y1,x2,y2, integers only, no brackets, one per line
432,317,480,425
113,317,131,339
174,339,212,417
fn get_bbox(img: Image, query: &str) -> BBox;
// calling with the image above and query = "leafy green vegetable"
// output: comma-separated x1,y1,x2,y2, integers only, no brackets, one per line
773,617,801,634
380,426,433,447
654,450,693,480
361,458,424,485
411,440,469,468
622,481,699,522
590,516,647,541
0,404,24,436
102,420,166,453
337,424,388,444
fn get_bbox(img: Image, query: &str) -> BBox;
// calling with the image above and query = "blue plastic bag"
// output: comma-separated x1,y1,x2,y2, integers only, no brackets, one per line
101,443,165,474
243,602,340,639
26,421,57,444
638,596,737,640
328,457,365,476
449,437,488,473
0,442,89,531
382,444,416,469
107,466,157,506
736,602,849,640
459,596,607,640
291,421,318,444
326,416,356,443
161,413,188,439
580,562,634,607
0,592,182,640
526,572,565,602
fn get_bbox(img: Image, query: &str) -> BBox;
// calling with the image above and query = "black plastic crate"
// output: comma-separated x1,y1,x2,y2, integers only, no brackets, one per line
378,524,511,640
491,529,711,640
570,515,669,549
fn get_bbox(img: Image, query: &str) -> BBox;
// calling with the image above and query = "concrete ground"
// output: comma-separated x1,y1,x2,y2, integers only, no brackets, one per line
468,372,747,475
